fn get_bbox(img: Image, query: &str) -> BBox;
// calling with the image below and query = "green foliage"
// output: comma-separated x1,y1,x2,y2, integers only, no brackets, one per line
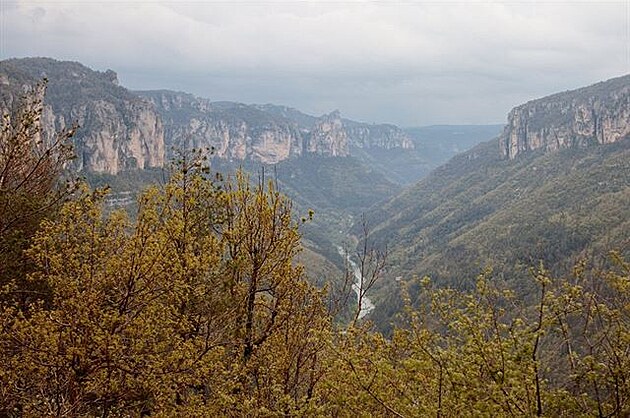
364,138,630,330
321,256,630,417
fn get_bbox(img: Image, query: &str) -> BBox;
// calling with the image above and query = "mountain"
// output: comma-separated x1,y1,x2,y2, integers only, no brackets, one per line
138,90,415,164
138,90,306,164
0,57,409,294
1,58,418,174
500,74,629,159
253,103,415,150
360,75,630,329
1,57,496,189
0,58,165,174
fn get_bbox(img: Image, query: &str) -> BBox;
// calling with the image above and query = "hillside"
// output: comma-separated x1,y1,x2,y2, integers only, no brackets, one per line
353,124,504,185
361,75,630,329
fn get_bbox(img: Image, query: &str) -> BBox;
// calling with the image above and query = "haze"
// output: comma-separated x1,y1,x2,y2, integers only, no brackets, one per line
1,0,628,126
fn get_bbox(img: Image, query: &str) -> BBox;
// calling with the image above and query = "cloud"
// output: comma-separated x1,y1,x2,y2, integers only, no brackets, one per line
2,0,628,125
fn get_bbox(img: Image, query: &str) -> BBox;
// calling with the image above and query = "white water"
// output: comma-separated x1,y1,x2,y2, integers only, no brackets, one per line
336,246,375,319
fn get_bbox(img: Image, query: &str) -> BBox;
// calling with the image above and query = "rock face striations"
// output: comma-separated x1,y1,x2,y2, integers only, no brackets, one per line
139,90,304,164
499,74,630,159
344,120,414,150
1,57,415,173
255,104,414,151
0,58,165,174
306,111,349,157
140,92,413,163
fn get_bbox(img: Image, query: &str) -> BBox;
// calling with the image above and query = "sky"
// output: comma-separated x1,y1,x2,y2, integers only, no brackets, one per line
1,0,629,127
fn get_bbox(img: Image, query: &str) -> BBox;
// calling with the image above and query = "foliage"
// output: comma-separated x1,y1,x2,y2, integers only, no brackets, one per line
0,141,629,415
363,138,630,330
0,153,332,416
0,80,76,303
1,84,628,415
321,256,630,417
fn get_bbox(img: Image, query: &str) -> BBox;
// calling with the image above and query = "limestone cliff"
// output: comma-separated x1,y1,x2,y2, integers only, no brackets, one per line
343,120,414,150
255,103,415,150
0,58,165,174
2,57,416,171
306,111,349,157
499,74,629,159
140,90,304,164
141,92,358,162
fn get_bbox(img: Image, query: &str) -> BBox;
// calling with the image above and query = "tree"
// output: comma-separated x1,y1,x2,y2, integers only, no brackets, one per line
321,256,630,417
0,79,76,304
0,153,332,416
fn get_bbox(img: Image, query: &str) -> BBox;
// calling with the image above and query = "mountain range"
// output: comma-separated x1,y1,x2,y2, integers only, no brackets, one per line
1,57,414,174
2,57,627,330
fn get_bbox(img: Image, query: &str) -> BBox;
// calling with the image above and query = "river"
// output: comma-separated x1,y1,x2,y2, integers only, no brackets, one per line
336,246,375,319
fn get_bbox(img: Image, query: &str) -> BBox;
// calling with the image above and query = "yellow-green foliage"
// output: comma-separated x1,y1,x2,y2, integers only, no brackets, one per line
0,155,331,416
1,153,629,416
320,261,630,417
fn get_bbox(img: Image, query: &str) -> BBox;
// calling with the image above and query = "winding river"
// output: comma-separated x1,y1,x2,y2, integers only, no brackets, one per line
336,246,375,319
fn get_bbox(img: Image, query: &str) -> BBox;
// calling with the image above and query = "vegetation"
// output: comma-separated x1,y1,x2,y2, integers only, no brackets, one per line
362,137,630,330
0,80,76,304
2,58,137,112
2,84,629,417
1,151,333,416
2,164,628,415
84,154,400,275
324,258,630,417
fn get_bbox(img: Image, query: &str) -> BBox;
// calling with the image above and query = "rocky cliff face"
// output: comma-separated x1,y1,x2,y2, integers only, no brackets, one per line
344,121,414,150
143,93,412,162
499,74,630,159
140,90,304,164
306,111,349,157
66,100,164,174
2,58,415,171
256,104,415,151
0,58,165,174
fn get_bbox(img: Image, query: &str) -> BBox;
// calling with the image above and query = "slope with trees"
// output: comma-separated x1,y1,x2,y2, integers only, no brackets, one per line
359,74,630,331
1,86,629,416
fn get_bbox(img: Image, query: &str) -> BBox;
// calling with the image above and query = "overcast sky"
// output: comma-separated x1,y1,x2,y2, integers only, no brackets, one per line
1,0,628,126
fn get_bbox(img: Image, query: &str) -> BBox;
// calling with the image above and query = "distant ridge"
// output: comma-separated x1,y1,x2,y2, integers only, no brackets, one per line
1,57,416,173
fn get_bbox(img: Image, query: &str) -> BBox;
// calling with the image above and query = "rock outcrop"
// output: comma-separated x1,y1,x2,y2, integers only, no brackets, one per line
499,74,630,159
256,104,415,151
0,58,165,174
2,57,416,172
143,93,413,162
344,121,414,150
140,90,304,164
306,111,349,157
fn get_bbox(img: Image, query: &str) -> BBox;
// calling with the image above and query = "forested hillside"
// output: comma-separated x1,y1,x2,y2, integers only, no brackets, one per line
365,139,629,279
360,75,630,331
